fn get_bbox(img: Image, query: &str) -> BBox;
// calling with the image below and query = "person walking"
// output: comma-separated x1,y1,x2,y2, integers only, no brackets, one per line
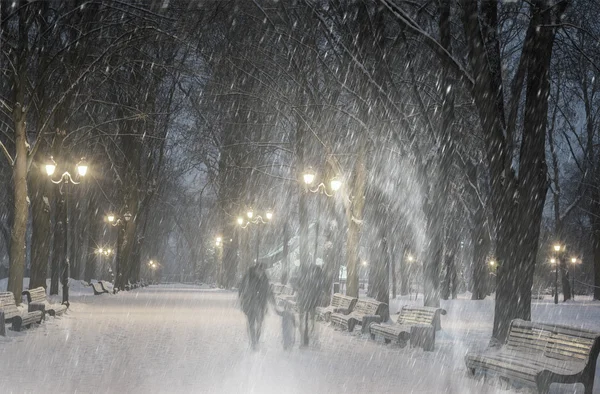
238,263,272,350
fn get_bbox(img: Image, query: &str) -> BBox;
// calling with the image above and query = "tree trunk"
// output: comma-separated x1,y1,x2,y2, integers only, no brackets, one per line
373,226,390,307
8,104,28,305
492,6,559,341
346,140,366,298
84,191,100,282
592,188,600,300
471,202,490,300
29,165,52,289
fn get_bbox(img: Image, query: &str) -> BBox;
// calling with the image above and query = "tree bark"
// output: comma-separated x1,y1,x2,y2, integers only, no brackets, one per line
346,140,366,298
29,164,52,289
8,104,28,304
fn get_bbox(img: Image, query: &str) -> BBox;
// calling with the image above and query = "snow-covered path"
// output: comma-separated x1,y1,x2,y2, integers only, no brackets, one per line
0,285,597,393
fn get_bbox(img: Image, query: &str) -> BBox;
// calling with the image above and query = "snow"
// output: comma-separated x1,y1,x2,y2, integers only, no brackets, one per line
0,285,597,393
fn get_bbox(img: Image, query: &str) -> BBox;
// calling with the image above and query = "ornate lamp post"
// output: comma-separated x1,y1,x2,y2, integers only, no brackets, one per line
45,156,88,305
237,209,273,265
95,247,113,282
106,211,132,291
302,167,341,265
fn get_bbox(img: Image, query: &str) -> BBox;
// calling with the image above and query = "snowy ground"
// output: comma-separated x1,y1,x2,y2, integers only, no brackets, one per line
0,284,598,393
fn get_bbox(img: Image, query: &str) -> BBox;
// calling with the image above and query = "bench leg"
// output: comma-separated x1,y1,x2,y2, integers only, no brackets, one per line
12,316,22,332
0,311,5,336
370,333,375,340
535,374,551,394
347,320,356,332
582,376,594,394
384,338,391,344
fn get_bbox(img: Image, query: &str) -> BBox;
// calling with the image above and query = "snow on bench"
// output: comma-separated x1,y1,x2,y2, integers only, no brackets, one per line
0,292,43,334
369,305,446,351
22,287,68,317
330,298,387,333
316,293,357,322
465,319,600,394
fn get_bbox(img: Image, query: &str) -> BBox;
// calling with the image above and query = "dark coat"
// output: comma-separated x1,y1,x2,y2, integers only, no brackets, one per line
238,265,271,319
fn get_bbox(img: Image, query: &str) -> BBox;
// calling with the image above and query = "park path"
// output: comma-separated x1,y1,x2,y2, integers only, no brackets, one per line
0,285,595,393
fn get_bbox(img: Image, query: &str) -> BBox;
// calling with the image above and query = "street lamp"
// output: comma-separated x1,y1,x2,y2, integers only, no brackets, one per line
550,254,559,305
570,257,579,300
238,209,273,265
302,168,341,265
45,156,88,305
106,211,132,291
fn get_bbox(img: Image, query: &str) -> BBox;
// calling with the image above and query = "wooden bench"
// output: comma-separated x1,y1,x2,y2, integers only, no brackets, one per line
22,287,68,317
91,282,108,295
369,305,446,350
330,299,387,332
0,292,44,334
316,293,357,322
465,319,600,394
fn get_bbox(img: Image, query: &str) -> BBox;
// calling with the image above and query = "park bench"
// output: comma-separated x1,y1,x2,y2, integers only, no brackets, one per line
316,293,357,322
91,282,108,295
98,281,113,294
465,319,600,394
22,287,68,317
330,298,387,333
0,292,44,334
369,305,446,350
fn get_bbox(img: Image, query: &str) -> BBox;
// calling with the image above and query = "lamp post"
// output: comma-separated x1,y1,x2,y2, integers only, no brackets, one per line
570,257,579,300
106,211,132,291
148,260,158,283
237,209,273,266
302,167,341,266
95,247,113,281
45,156,88,305
215,236,224,286
552,244,563,304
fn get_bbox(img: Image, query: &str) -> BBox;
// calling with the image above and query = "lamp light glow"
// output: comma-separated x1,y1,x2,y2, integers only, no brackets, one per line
77,158,88,177
330,177,342,191
303,168,316,185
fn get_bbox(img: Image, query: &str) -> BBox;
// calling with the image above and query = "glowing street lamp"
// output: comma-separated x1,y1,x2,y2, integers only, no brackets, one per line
550,254,559,305
330,177,342,192
303,167,316,185
570,257,580,300
489,260,496,267
238,209,273,264
45,156,89,305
